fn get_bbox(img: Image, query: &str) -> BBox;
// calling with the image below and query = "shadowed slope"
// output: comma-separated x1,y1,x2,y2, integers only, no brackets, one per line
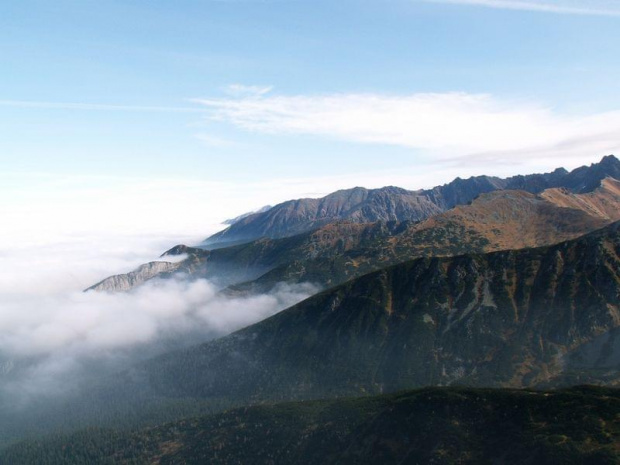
135,222,620,406
4,386,619,465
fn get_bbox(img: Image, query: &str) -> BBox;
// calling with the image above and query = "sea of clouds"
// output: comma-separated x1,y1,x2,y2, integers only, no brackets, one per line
0,231,317,406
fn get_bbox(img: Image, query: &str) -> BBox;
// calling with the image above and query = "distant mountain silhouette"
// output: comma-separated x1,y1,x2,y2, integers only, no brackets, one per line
203,155,619,248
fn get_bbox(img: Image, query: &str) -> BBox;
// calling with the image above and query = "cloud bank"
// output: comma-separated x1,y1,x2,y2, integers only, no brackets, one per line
0,277,316,405
196,91,620,165
0,233,317,406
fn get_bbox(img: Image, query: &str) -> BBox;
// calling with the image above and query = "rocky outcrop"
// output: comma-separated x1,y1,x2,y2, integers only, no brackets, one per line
86,245,211,292
85,261,181,292
558,154,620,193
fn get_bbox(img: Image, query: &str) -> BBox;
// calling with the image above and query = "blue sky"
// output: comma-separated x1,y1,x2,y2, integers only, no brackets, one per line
2,0,620,238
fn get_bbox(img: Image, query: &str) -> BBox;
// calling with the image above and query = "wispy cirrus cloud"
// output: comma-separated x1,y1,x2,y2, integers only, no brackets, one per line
0,100,205,113
194,133,239,148
420,0,620,16
195,90,620,165
223,84,274,97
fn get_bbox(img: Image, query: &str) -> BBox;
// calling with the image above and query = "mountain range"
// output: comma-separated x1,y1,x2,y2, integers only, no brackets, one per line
119,220,620,409
5,155,620,463
88,157,620,293
203,155,620,248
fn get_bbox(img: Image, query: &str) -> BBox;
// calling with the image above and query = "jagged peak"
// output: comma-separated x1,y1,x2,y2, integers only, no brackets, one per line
599,154,618,165
161,244,209,257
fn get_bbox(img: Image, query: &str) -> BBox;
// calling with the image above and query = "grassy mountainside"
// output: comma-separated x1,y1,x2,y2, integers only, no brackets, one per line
3,386,619,464
126,221,620,408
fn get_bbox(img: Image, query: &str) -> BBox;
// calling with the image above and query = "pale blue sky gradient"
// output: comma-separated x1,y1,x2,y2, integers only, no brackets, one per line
1,0,620,238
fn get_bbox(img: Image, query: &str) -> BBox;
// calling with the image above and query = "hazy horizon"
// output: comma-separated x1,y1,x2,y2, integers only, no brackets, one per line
2,0,620,249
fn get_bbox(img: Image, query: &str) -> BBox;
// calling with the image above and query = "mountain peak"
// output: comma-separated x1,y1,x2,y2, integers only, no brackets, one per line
161,244,209,257
559,154,620,193
600,154,619,167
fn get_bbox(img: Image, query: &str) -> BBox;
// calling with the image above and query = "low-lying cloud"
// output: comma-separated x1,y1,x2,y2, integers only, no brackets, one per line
1,278,315,359
0,234,317,407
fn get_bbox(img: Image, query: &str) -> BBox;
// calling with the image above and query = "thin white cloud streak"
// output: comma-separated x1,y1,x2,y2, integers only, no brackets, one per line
0,100,205,113
422,0,620,16
195,91,620,165
194,132,239,147
224,84,274,97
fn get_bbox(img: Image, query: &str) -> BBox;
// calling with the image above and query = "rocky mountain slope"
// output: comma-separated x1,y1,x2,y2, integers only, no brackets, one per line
85,261,181,292
88,176,620,293
204,185,445,248
4,386,619,465
86,246,209,292
116,221,620,409
203,155,619,248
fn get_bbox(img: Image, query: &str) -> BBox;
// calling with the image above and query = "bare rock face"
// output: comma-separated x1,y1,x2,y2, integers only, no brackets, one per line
559,154,620,193
85,245,211,293
204,186,445,248
85,261,181,292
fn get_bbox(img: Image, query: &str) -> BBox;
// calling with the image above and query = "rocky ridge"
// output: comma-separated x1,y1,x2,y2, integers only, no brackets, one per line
203,155,620,248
